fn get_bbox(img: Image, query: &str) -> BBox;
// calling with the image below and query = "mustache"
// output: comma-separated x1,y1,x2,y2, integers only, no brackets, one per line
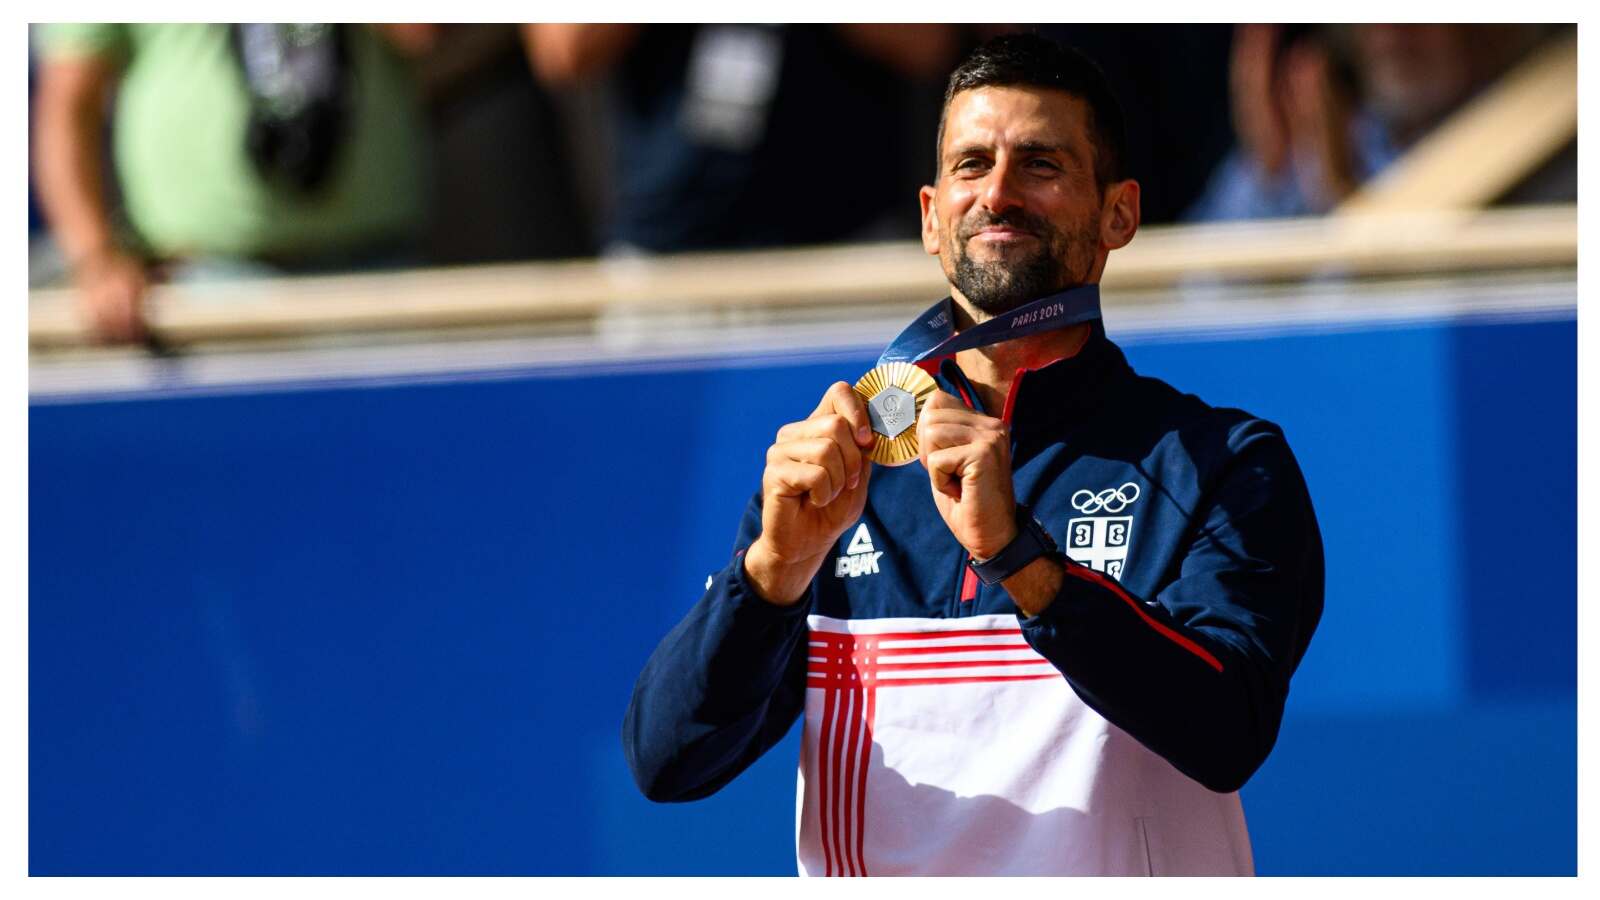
957,209,1052,240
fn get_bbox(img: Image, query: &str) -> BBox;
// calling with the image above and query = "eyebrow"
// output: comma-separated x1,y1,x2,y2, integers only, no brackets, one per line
945,140,1078,163
946,144,993,163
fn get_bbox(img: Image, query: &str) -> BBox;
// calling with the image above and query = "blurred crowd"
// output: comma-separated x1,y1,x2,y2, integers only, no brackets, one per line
27,23,1576,344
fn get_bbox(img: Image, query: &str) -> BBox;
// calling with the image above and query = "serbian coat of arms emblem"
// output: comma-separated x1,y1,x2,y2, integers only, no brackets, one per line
1064,482,1141,580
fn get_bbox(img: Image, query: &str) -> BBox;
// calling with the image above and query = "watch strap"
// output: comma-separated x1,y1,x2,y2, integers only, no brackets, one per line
969,504,1058,586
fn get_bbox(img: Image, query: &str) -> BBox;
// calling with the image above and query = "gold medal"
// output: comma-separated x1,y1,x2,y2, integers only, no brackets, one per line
853,362,938,467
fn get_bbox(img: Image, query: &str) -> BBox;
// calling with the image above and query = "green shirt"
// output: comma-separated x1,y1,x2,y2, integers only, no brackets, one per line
37,23,428,261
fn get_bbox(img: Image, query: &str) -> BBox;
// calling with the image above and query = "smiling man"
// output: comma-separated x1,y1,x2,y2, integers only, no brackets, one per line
624,33,1324,876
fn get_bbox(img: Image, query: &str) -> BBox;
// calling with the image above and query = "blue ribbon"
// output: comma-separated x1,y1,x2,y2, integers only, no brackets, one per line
877,284,1101,366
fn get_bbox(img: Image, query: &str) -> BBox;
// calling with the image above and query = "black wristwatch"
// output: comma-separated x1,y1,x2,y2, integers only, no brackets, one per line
969,504,1058,586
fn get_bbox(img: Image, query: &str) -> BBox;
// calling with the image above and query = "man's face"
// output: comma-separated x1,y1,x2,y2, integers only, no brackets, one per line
1354,25,1476,136
1353,24,1537,139
921,86,1107,317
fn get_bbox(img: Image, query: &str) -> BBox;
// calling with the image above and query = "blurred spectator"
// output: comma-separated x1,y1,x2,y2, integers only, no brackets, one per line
523,24,959,255
413,24,595,264
1001,25,1235,225
1186,24,1569,221
32,24,433,343
28,41,64,289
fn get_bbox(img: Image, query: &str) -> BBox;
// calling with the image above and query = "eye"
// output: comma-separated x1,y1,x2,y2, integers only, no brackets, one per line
954,157,989,173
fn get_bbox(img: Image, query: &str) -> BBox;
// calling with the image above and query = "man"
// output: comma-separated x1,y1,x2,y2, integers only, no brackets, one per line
32,24,432,344
523,24,959,254
624,33,1323,876
1187,24,1566,220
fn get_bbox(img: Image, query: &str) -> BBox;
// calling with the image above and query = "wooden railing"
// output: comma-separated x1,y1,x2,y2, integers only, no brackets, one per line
27,203,1577,351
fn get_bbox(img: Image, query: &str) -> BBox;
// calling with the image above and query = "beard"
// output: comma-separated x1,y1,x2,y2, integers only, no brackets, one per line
948,209,1097,317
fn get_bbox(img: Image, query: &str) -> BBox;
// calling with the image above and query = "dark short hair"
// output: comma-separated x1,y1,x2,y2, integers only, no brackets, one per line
935,32,1127,189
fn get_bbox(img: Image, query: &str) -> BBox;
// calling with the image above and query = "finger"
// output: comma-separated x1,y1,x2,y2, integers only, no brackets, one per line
91,277,141,343
779,415,849,444
923,446,973,500
917,402,1005,431
1232,25,1287,173
86,291,125,344
78,287,103,329
1283,44,1331,130
125,284,148,340
771,441,838,506
921,389,961,413
775,418,809,443
114,289,144,342
771,439,843,505
782,437,848,504
918,410,1006,462
766,458,834,508
812,381,873,447
917,421,989,455
774,413,864,483
917,389,993,432
852,451,873,494
926,430,1008,480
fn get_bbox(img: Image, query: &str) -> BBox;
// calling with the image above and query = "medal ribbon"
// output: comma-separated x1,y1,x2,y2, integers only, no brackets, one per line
877,284,1101,367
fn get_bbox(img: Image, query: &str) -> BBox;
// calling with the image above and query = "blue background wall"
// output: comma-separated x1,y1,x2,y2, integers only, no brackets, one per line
29,312,1576,875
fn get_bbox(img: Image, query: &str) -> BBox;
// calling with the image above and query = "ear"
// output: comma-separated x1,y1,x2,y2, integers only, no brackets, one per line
919,184,941,256
1099,179,1141,252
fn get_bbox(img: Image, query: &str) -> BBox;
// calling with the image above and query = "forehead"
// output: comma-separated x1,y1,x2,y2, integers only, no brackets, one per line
939,86,1092,156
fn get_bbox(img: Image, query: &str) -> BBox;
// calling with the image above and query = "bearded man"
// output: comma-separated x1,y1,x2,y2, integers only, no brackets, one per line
623,33,1324,876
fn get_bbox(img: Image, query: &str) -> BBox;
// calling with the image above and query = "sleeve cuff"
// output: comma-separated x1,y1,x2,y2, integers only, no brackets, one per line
724,549,814,622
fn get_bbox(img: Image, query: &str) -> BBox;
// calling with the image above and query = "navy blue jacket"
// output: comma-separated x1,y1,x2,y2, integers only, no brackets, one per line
625,321,1324,800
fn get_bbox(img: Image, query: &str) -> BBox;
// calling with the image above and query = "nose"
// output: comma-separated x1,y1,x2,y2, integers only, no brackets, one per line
977,156,1026,217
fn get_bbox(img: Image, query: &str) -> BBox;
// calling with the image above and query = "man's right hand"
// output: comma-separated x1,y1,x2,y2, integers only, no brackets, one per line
74,249,149,344
744,382,876,606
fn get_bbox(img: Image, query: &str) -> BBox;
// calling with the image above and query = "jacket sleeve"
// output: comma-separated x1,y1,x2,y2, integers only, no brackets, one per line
622,493,813,802
1018,421,1324,793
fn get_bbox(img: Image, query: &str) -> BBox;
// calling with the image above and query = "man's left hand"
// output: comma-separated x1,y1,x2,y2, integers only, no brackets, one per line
917,390,1018,560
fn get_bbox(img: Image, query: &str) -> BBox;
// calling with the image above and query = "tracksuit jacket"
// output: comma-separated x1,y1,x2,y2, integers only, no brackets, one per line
624,319,1325,875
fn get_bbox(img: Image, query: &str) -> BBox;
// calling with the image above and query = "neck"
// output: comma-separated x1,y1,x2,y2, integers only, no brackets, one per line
950,301,1092,414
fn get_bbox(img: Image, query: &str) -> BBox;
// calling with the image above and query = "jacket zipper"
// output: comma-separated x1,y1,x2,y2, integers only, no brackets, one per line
947,368,979,615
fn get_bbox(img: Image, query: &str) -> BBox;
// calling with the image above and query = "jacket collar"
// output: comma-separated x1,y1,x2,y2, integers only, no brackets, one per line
928,318,1131,427
1013,318,1131,423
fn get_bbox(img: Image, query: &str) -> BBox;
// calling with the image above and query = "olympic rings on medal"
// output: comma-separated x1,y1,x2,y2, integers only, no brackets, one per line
1071,482,1141,514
